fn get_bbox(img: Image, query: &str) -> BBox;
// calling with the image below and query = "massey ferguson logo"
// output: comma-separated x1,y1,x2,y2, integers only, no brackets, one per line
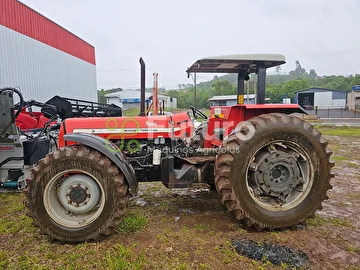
0,145,14,152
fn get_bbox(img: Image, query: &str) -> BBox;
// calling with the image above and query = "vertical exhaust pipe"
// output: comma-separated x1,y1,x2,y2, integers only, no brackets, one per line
139,57,146,116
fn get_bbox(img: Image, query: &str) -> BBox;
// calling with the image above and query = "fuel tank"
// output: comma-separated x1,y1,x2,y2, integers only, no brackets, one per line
58,112,193,147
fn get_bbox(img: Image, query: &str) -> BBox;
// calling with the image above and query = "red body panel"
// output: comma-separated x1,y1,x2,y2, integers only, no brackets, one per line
59,112,194,147
15,112,38,130
15,111,51,130
0,0,95,65
205,104,304,148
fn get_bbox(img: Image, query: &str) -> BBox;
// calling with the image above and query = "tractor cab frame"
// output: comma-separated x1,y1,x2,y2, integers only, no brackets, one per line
186,54,306,148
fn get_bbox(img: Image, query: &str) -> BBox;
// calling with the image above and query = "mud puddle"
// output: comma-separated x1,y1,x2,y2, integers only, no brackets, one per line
232,239,309,269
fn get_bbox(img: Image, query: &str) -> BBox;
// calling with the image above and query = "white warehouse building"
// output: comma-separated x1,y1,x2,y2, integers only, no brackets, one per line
105,90,177,111
295,88,347,110
0,0,97,102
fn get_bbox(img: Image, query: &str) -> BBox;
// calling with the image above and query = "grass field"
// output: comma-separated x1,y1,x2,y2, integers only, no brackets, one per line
1,125,360,269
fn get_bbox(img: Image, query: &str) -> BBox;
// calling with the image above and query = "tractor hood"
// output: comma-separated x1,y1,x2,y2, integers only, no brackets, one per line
58,112,193,147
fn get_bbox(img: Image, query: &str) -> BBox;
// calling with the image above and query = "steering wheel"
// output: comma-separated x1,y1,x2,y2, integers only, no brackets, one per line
190,106,207,120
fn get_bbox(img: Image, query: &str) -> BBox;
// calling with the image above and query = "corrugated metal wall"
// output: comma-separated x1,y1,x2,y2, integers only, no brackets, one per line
0,25,97,102
314,92,332,107
0,0,95,65
0,0,97,103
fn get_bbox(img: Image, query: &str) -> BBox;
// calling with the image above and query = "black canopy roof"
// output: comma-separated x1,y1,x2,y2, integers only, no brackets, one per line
186,54,286,74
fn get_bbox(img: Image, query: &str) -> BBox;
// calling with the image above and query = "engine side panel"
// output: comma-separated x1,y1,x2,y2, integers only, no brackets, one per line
58,113,193,148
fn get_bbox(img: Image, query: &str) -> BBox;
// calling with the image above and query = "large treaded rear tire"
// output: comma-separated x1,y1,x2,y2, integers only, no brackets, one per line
24,145,130,243
215,113,334,230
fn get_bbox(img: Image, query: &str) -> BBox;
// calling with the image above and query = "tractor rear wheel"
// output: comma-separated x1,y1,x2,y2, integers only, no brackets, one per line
24,145,130,243
215,113,334,230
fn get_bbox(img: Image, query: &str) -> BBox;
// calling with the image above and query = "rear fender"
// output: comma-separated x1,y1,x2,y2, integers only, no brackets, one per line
63,133,138,195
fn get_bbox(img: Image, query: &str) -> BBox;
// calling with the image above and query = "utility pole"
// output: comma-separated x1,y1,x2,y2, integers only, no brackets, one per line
194,73,197,107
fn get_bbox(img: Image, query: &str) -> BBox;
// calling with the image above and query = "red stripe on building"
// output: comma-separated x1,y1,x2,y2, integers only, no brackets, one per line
0,0,96,65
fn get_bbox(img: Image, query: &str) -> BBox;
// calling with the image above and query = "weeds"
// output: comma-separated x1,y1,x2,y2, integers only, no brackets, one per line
116,212,147,234
331,155,348,163
307,215,353,228
316,125,360,137
347,245,360,254
104,244,147,270
269,231,287,244
216,240,238,264
0,214,34,234
0,250,8,270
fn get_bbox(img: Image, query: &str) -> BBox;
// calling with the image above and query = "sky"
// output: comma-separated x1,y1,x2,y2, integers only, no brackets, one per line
21,0,360,90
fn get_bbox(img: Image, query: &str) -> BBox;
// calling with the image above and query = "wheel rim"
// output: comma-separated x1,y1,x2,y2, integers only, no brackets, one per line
43,169,105,228
246,140,314,212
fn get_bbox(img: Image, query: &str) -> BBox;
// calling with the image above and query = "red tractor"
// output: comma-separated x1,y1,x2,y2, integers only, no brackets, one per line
23,54,334,243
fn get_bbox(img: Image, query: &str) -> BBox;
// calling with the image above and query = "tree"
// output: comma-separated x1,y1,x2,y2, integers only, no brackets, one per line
266,83,284,103
289,60,306,77
309,69,317,78
275,65,281,74
351,74,360,88
97,89,106,103
282,78,309,101
211,80,235,96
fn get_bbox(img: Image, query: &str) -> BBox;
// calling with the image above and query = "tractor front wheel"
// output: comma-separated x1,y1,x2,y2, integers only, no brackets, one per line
24,145,130,243
215,113,334,230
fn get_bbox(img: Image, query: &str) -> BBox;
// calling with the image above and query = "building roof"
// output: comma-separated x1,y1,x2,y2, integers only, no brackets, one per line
209,94,256,101
295,88,346,94
1,0,95,64
186,54,285,74
105,90,170,100
105,90,150,99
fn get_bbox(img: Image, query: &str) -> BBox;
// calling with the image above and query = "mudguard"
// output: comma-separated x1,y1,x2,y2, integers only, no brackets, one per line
63,133,138,195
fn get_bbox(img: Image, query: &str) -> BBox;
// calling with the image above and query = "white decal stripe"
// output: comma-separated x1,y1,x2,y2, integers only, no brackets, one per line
72,128,182,134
